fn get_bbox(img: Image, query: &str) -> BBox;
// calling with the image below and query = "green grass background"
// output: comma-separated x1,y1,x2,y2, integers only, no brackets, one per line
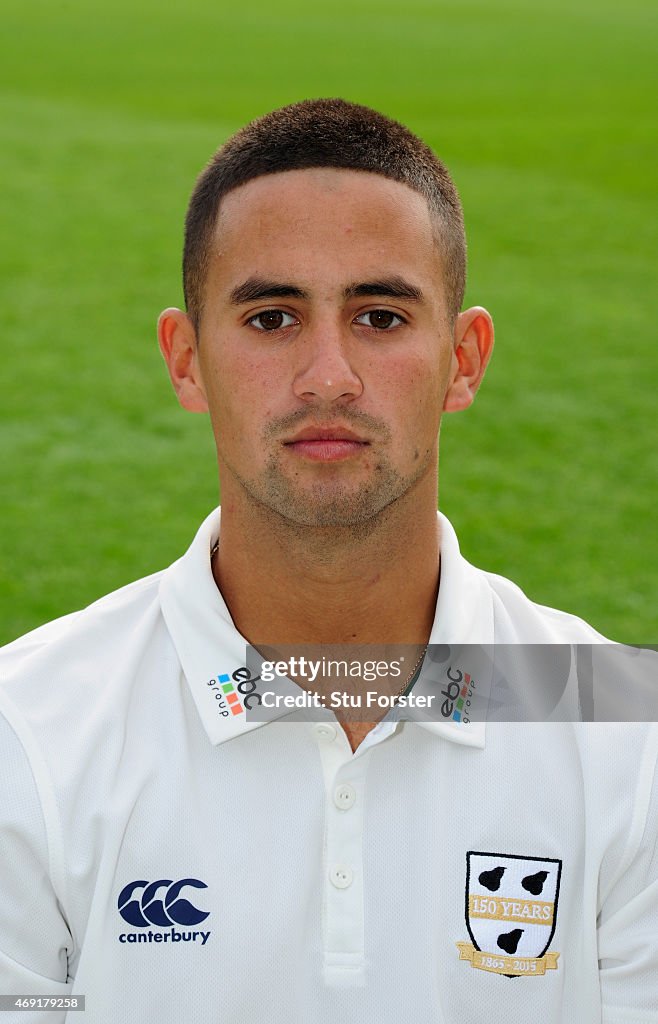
1,0,656,644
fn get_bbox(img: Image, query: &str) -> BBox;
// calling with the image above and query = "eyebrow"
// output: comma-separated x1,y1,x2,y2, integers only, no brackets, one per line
229,279,310,304
343,277,424,302
229,275,424,305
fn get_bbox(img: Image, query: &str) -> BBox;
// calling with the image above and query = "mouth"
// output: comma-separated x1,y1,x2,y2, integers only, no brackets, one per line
283,425,370,462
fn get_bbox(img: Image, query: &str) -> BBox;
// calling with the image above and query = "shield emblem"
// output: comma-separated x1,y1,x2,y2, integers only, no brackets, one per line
459,851,562,976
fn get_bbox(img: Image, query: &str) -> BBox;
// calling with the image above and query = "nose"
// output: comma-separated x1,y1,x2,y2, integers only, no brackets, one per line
292,318,363,404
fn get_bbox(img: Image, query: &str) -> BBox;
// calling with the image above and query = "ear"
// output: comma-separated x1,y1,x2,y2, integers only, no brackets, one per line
442,306,494,413
157,307,209,413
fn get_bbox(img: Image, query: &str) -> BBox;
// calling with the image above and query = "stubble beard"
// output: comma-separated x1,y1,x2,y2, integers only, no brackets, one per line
219,407,438,542
230,446,435,540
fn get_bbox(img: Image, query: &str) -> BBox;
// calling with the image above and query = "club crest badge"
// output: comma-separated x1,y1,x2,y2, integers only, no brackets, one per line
456,851,562,977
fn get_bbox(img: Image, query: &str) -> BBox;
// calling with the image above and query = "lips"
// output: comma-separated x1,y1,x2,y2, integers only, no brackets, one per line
283,425,369,462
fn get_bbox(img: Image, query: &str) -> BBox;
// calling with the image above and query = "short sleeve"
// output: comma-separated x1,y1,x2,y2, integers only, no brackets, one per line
0,709,73,1022
598,727,658,1023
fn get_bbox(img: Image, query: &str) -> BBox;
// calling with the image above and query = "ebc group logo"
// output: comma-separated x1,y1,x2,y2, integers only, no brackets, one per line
440,666,477,723
207,666,263,718
117,878,211,946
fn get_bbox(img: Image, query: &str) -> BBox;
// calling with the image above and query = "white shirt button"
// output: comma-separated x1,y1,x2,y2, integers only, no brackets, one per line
314,724,337,742
334,784,356,810
329,865,353,889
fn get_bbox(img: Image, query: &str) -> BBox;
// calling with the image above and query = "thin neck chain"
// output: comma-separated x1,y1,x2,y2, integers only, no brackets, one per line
393,645,427,701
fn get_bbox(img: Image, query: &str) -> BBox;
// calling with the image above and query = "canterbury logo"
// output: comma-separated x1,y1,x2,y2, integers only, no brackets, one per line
118,878,210,928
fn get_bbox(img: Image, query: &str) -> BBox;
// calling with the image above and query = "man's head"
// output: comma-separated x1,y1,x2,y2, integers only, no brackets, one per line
159,100,493,532
183,98,466,332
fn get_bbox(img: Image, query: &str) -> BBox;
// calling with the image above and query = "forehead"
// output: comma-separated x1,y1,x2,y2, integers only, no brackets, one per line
209,168,442,292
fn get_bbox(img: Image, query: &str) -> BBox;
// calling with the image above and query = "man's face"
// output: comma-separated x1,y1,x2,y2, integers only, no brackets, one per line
187,168,465,527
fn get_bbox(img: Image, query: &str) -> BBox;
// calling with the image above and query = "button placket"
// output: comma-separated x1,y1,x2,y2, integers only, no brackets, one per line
316,737,368,981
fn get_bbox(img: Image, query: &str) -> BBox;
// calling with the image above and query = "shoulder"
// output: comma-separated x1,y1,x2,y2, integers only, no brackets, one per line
0,570,168,723
1,569,165,659
0,507,222,754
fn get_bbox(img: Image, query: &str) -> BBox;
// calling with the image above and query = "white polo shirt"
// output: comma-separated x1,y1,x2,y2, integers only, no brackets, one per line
0,509,656,1023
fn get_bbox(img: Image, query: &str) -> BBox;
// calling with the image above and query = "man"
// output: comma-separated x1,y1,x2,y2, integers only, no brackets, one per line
0,100,656,1023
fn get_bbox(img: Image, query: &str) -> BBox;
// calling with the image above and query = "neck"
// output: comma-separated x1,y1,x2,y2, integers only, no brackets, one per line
212,476,441,646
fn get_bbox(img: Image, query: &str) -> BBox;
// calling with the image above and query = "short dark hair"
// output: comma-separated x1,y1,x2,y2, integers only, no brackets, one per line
183,98,466,329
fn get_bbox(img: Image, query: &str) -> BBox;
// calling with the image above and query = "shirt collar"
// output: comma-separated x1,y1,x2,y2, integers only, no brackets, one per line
159,508,492,750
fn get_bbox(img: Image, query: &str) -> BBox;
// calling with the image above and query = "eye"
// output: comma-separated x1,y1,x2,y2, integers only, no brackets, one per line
248,309,298,331
354,309,406,331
